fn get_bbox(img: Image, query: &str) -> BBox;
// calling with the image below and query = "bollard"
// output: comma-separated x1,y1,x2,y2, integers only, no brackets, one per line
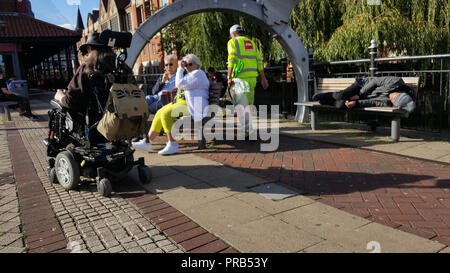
369,39,378,77
281,52,288,119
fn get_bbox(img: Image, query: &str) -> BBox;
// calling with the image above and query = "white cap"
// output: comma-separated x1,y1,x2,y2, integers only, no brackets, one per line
230,24,244,35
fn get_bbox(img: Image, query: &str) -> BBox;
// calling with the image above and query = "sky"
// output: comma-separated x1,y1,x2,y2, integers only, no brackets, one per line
30,0,100,30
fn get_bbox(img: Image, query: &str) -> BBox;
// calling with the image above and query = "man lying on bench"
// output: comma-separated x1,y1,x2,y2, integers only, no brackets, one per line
312,76,416,113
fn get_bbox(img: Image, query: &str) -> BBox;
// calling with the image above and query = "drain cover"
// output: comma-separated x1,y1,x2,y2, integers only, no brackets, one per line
250,183,298,201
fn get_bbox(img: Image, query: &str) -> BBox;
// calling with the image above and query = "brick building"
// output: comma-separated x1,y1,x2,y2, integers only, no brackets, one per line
80,0,176,75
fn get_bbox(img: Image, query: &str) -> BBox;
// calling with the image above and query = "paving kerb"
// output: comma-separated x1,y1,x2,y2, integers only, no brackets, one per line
0,124,27,253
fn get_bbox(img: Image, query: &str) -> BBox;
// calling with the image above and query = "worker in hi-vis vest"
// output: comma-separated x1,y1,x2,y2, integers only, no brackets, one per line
227,24,269,136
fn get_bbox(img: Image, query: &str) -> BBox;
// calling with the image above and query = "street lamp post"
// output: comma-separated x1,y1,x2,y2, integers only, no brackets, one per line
281,52,288,119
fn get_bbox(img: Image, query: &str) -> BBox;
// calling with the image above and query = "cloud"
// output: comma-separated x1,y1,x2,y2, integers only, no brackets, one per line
66,0,81,6
59,24,75,30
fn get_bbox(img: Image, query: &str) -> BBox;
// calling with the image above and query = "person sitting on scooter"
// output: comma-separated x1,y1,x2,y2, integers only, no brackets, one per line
54,33,116,144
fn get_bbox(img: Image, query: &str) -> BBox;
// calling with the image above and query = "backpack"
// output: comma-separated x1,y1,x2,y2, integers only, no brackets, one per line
96,79,149,141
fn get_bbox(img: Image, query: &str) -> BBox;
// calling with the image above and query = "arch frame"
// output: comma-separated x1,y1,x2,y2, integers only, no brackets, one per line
126,0,309,122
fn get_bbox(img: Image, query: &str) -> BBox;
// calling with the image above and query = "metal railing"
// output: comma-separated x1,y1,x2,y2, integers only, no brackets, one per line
309,40,450,132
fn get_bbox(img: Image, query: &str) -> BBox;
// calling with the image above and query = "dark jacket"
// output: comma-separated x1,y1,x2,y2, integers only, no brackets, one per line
0,78,7,99
355,97,391,108
61,64,110,126
357,76,409,99
151,76,165,95
151,73,178,95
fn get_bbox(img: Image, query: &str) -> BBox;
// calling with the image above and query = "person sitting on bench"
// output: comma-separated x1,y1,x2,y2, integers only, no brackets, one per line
0,71,38,121
146,54,179,114
132,54,210,155
312,76,416,113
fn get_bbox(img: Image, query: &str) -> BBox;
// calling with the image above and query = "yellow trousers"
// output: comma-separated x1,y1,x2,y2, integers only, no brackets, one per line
150,101,189,134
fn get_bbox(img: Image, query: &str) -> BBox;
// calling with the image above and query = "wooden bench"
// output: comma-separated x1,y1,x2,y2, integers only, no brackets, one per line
170,82,223,148
295,77,420,141
0,101,18,121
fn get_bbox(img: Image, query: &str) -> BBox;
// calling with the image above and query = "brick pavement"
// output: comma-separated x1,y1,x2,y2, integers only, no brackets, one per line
2,95,236,253
7,91,450,252
196,136,450,247
0,125,26,253
10,114,185,253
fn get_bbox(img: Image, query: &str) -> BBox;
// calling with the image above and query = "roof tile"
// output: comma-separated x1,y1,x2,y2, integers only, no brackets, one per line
0,14,81,39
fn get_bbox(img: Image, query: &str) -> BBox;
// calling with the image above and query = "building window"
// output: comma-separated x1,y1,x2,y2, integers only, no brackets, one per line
161,0,169,7
144,0,153,17
127,13,133,30
121,12,133,31
152,43,156,55
110,17,119,32
137,6,143,26
101,23,109,31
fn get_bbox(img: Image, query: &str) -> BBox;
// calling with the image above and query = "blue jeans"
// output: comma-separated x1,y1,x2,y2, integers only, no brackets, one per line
146,94,163,114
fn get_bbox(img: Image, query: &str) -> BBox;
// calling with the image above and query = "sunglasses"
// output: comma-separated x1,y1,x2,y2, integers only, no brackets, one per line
165,63,174,67
186,63,194,67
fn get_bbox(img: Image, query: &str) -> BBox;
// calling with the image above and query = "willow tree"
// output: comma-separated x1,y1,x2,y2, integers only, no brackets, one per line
290,0,343,51
159,1,448,66
290,0,449,61
160,12,283,69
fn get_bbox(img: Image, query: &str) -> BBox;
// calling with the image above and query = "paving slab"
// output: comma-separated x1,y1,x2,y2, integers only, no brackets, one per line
199,170,268,194
148,164,178,179
233,191,314,215
220,216,323,253
276,202,445,253
338,222,444,253
184,166,244,183
277,202,372,236
300,241,353,253
185,196,269,234
140,172,200,194
250,183,299,201
158,182,230,210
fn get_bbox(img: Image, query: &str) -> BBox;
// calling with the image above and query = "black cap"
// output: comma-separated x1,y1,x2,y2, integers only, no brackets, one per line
79,32,108,55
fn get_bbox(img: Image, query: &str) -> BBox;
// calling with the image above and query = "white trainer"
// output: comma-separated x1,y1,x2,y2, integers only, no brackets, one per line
158,141,179,155
132,138,152,152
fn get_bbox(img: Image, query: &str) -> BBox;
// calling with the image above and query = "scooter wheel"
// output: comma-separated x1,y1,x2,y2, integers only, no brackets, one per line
97,178,112,197
55,151,80,190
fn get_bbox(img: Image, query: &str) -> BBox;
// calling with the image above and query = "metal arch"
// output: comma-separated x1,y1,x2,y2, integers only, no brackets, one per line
126,0,309,122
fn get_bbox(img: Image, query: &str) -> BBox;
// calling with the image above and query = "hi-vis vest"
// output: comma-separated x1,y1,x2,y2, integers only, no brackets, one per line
227,36,264,79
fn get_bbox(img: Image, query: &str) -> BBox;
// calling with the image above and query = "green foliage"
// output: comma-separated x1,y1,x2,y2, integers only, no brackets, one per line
160,12,281,69
290,0,344,51
158,1,449,67
306,0,449,61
